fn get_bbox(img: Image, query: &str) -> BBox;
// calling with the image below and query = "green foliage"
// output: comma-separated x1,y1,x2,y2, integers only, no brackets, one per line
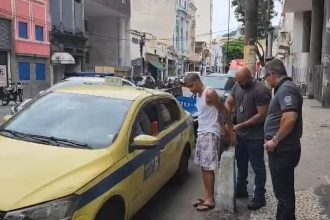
231,0,278,39
222,39,244,63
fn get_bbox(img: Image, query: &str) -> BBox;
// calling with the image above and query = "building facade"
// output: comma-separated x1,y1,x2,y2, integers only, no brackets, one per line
0,0,50,97
85,0,131,76
194,0,213,74
175,0,198,75
277,0,330,107
131,0,199,77
50,0,87,83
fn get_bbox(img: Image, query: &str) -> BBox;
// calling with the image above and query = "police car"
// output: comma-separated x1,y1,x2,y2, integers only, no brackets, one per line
0,79,195,220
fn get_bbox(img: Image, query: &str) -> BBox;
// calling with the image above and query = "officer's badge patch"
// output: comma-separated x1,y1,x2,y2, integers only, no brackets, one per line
284,95,292,106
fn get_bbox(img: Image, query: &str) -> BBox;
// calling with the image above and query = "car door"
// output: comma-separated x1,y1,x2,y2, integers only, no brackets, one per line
156,98,184,182
127,100,163,215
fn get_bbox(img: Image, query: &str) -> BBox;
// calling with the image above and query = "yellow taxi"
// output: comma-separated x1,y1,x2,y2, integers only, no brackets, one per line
0,83,195,220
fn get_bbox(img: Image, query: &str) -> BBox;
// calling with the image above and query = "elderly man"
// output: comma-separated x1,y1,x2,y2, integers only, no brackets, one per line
263,59,303,220
184,73,231,212
225,67,271,210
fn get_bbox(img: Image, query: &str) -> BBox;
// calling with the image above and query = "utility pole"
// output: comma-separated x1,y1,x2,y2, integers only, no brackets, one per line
244,0,258,75
227,0,231,66
139,33,146,75
266,0,273,58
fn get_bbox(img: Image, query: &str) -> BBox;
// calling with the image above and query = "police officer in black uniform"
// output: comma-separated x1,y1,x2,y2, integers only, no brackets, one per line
263,59,303,220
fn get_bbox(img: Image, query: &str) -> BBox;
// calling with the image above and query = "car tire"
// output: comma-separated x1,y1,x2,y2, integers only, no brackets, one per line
95,199,125,220
172,146,190,185
1,96,9,106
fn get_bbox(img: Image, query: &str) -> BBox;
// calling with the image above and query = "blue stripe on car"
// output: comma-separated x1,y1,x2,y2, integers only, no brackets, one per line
77,120,189,209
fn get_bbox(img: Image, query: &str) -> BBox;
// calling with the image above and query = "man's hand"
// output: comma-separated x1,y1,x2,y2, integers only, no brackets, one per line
233,123,244,132
264,139,278,153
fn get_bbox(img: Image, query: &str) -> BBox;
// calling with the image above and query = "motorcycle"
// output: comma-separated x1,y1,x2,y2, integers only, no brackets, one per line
0,83,24,106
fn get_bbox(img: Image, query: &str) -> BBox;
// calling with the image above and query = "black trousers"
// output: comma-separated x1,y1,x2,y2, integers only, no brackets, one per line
268,147,301,220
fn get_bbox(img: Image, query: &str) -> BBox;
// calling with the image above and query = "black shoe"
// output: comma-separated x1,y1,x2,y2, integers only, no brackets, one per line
247,200,266,210
236,190,249,198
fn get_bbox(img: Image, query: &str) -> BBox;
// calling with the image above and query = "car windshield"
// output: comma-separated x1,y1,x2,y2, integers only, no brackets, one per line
1,92,132,149
202,76,235,90
46,80,104,92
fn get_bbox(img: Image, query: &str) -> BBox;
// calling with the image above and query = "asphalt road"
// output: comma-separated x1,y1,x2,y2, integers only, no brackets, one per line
0,103,13,124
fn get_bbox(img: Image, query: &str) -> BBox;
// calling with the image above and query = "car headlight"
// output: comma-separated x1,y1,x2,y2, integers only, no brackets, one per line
4,196,78,220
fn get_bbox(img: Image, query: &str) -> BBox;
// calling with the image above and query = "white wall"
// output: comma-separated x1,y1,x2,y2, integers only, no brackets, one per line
131,0,177,44
194,0,212,43
292,12,304,54
131,34,141,60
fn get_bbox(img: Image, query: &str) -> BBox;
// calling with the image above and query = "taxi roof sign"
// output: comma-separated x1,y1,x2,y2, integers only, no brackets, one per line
105,76,123,86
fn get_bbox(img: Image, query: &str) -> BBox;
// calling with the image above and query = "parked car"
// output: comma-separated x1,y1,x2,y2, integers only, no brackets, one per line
201,73,236,101
0,84,194,220
9,77,135,115
134,76,156,89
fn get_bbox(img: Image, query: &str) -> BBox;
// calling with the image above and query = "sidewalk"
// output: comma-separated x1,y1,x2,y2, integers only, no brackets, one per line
244,98,330,220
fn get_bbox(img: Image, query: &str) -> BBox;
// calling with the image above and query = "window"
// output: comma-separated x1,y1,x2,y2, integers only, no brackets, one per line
19,22,28,39
159,99,180,128
62,0,73,32
131,102,159,141
122,0,127,3
19,62,30,80
35,26,44,41
74,0,83,34
3,92,132,149
132,37,139,44
51,0,61,30
36,63,46,80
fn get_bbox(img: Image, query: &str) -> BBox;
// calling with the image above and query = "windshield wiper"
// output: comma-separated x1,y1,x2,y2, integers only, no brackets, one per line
0,130,92,149
22,134,92,149
0,129,27,138
0,129,54,145
47,136,92,149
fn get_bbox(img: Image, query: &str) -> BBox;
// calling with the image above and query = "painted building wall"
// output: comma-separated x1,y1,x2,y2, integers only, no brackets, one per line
0,0,13,19
131,0,177,45
0,0,50,97
194,0,212,43
88,17,120,67
15,0,50,57
292,12,304,54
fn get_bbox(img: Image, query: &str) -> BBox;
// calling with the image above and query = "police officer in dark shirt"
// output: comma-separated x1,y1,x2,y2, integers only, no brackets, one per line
225,67,271,210
263,59,303,220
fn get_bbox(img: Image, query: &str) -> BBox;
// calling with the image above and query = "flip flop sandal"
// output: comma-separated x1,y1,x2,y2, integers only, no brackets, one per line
196,203,215,212
192,198,205,207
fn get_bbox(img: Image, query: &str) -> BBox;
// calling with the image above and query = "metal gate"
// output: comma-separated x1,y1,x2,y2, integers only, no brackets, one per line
292,67,308,96
0,18,11,50
314,65,324,102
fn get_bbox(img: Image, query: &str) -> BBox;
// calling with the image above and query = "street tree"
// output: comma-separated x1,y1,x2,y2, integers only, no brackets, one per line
231,0,277,39
222,38,244,64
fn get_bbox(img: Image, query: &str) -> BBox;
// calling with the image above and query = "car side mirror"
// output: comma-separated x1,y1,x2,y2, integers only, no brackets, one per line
131,135,159,150
3,114,12,122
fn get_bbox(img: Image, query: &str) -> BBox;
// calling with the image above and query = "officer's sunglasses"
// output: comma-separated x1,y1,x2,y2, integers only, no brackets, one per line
263,69,272,80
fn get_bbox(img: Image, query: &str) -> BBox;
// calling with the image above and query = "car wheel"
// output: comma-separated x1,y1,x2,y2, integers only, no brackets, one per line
1,96,9,106
95,198,125,220
172,146,191,185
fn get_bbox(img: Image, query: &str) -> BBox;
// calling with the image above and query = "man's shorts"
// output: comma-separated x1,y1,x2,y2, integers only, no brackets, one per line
194,132,220,171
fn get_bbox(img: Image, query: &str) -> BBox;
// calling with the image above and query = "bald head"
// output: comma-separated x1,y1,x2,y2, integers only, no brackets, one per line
236,67,252,80
235,67,254,89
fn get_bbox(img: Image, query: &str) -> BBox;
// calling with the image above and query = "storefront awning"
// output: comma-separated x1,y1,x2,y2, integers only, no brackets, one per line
51,52,75,64
148,60,166,70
